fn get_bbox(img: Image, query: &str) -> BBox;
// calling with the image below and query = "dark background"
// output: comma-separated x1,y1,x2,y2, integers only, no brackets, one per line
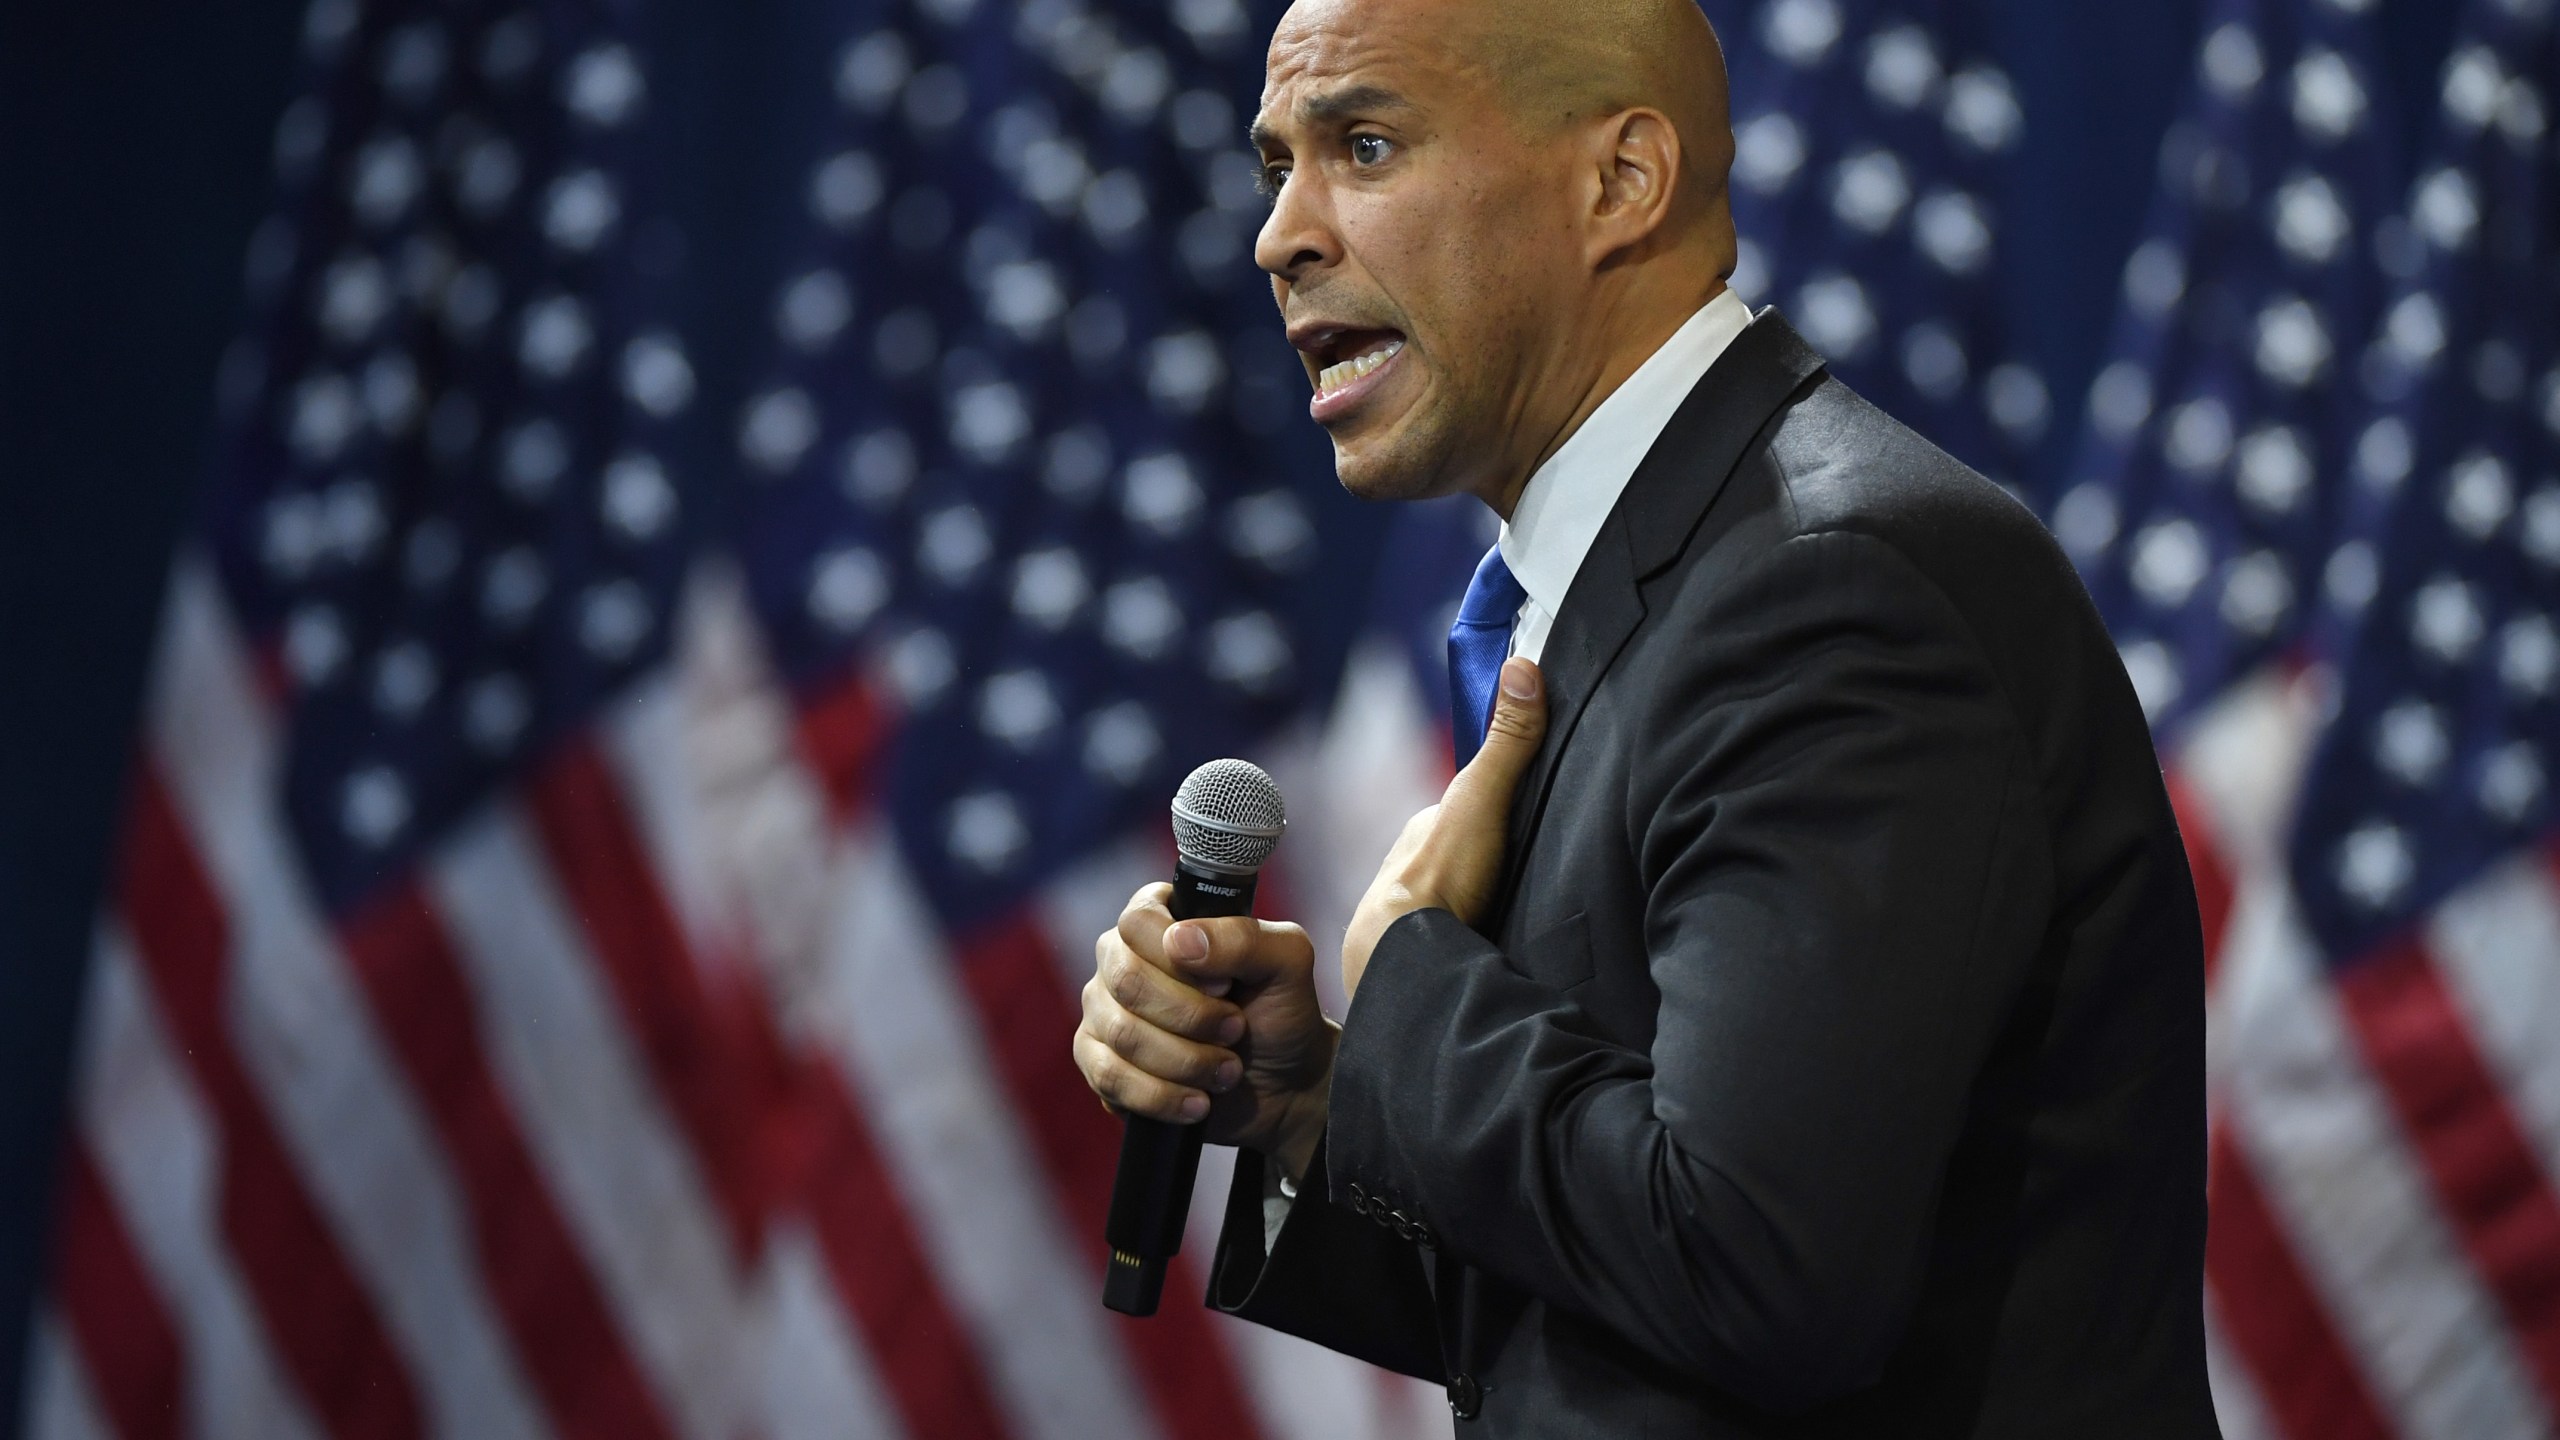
0,0,2466,1427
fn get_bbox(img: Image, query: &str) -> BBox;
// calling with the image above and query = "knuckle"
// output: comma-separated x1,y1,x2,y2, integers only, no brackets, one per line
1091,1047,1133,1093
1271,921,1314,966
1117,905,1158,950
1096,1056,1139,1107
1102,1007,1140,1056
1105,957,1149,1007
1184,1044,1230,1086
1075,1034,1111,1094
1101,1052,1177,1115
1122,884,1172,927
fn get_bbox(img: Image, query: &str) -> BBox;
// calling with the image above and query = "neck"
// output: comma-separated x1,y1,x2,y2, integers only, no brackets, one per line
1476,276,1728,522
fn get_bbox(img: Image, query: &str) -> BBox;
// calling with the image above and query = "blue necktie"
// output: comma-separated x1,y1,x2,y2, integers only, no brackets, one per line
1447,545,1529,770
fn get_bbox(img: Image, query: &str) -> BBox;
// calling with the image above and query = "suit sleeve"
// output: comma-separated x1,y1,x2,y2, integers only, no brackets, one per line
1205,1139,1446,1383
1322,529,2055,1413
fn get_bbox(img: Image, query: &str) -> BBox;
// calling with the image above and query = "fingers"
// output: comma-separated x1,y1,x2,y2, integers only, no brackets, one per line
1096,928,1246,1044
1114,883,1233,1000
1076,1030,1212,1123
1113,883,1177,967
1114,885,1314,998
1478,657,1547,766
1445,657,1546,814
1082,976,1244,1096
1167,915,1314,992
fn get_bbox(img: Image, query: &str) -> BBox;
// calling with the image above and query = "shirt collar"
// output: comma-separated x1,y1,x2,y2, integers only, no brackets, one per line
1497,289,1755,619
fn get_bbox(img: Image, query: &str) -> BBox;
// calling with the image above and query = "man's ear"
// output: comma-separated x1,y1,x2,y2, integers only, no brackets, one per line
1585,107,1682,267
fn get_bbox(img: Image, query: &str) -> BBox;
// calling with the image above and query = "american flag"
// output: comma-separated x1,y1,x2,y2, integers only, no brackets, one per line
1711,0,2048,494
19,0,1455,1437
29,0,2560,1436
2059,0,2560,1435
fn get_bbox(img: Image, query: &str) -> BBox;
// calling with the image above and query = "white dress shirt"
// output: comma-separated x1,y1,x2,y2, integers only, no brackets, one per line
1262,288,1756,1253
1500,288,1754,665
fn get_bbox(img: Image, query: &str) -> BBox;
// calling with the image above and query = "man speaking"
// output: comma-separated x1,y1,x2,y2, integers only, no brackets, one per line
1074,0,2220,1433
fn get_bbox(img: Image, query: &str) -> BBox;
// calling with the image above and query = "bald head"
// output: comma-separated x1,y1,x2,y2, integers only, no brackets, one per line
1464,0,1736,214
1252,0,1743,512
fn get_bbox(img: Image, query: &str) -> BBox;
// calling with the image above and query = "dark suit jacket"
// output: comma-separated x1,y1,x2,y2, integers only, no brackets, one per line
1207,311,2221,1437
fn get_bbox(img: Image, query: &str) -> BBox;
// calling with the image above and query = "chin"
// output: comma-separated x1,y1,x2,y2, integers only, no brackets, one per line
1326,419,1463,505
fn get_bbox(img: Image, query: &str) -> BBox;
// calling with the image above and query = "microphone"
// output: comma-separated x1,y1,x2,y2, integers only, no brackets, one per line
1102,758,1287,1317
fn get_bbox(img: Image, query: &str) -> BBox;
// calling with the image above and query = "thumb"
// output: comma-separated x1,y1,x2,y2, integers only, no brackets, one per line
1450,658,1547,810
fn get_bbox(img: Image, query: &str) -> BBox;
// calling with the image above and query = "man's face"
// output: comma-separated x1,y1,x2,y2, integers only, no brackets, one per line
1251,0,1577,503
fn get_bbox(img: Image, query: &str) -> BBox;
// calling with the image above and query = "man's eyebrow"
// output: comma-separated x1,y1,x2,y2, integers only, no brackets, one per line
1249,83,1416,152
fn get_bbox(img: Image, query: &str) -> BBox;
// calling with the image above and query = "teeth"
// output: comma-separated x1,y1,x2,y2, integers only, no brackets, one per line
1317,340,1402,397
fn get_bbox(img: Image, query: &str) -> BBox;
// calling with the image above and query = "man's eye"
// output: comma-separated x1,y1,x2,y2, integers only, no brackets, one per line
1350,135,1391,166
1260,165,1291,196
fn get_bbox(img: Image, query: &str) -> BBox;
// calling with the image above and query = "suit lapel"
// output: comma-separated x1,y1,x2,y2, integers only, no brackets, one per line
1490,310,1828,915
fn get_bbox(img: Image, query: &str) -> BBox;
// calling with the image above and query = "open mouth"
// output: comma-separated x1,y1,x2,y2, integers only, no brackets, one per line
1313,331,1405,396
1294,327,1408,421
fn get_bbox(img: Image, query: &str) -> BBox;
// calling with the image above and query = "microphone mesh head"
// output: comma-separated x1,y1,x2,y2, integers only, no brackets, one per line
1170,759,1286,873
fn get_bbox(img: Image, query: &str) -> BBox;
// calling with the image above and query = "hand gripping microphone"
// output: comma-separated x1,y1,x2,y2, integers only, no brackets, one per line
1102,759,1287,1317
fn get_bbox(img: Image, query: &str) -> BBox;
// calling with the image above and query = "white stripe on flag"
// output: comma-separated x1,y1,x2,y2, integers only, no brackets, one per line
601,572,842,1018
429,809,763,1440
2173,669,2322,878
2201,1293,2278,1440
748,1222,909,1440
816,820,1167,1440
619,572,1166,1440
2215,882,2548,1440
144,566,550,1440
2426,852,2560,1184
21,1312,109,1440
77,931,320,1440
601,653,947,1440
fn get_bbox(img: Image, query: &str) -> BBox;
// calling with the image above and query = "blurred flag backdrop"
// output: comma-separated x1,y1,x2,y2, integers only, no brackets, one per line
16,1,2560,1439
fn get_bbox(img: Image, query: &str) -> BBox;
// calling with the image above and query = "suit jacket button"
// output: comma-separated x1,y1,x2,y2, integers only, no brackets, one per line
1346,1183,1368,1216
1448,1373,1482,1421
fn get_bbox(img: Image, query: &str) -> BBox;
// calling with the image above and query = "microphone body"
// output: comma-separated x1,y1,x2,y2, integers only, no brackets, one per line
1101,856,1259,1316
1103,758,1286,1318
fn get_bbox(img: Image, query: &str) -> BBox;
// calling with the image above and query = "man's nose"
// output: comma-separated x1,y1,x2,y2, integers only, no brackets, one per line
1254,177,1335,282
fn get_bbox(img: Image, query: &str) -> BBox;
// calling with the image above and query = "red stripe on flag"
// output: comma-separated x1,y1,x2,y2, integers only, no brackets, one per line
796,1058,1013,1440
2203,1126,2396,1440
524,742,780,1254
51,1141,184,1440
958,913,1271,1440
2338,936,2560,1413
119,771,423,1440
2165,774,2237,984
793,672,892,823
522,739,1011,1440
338,881,680,1440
